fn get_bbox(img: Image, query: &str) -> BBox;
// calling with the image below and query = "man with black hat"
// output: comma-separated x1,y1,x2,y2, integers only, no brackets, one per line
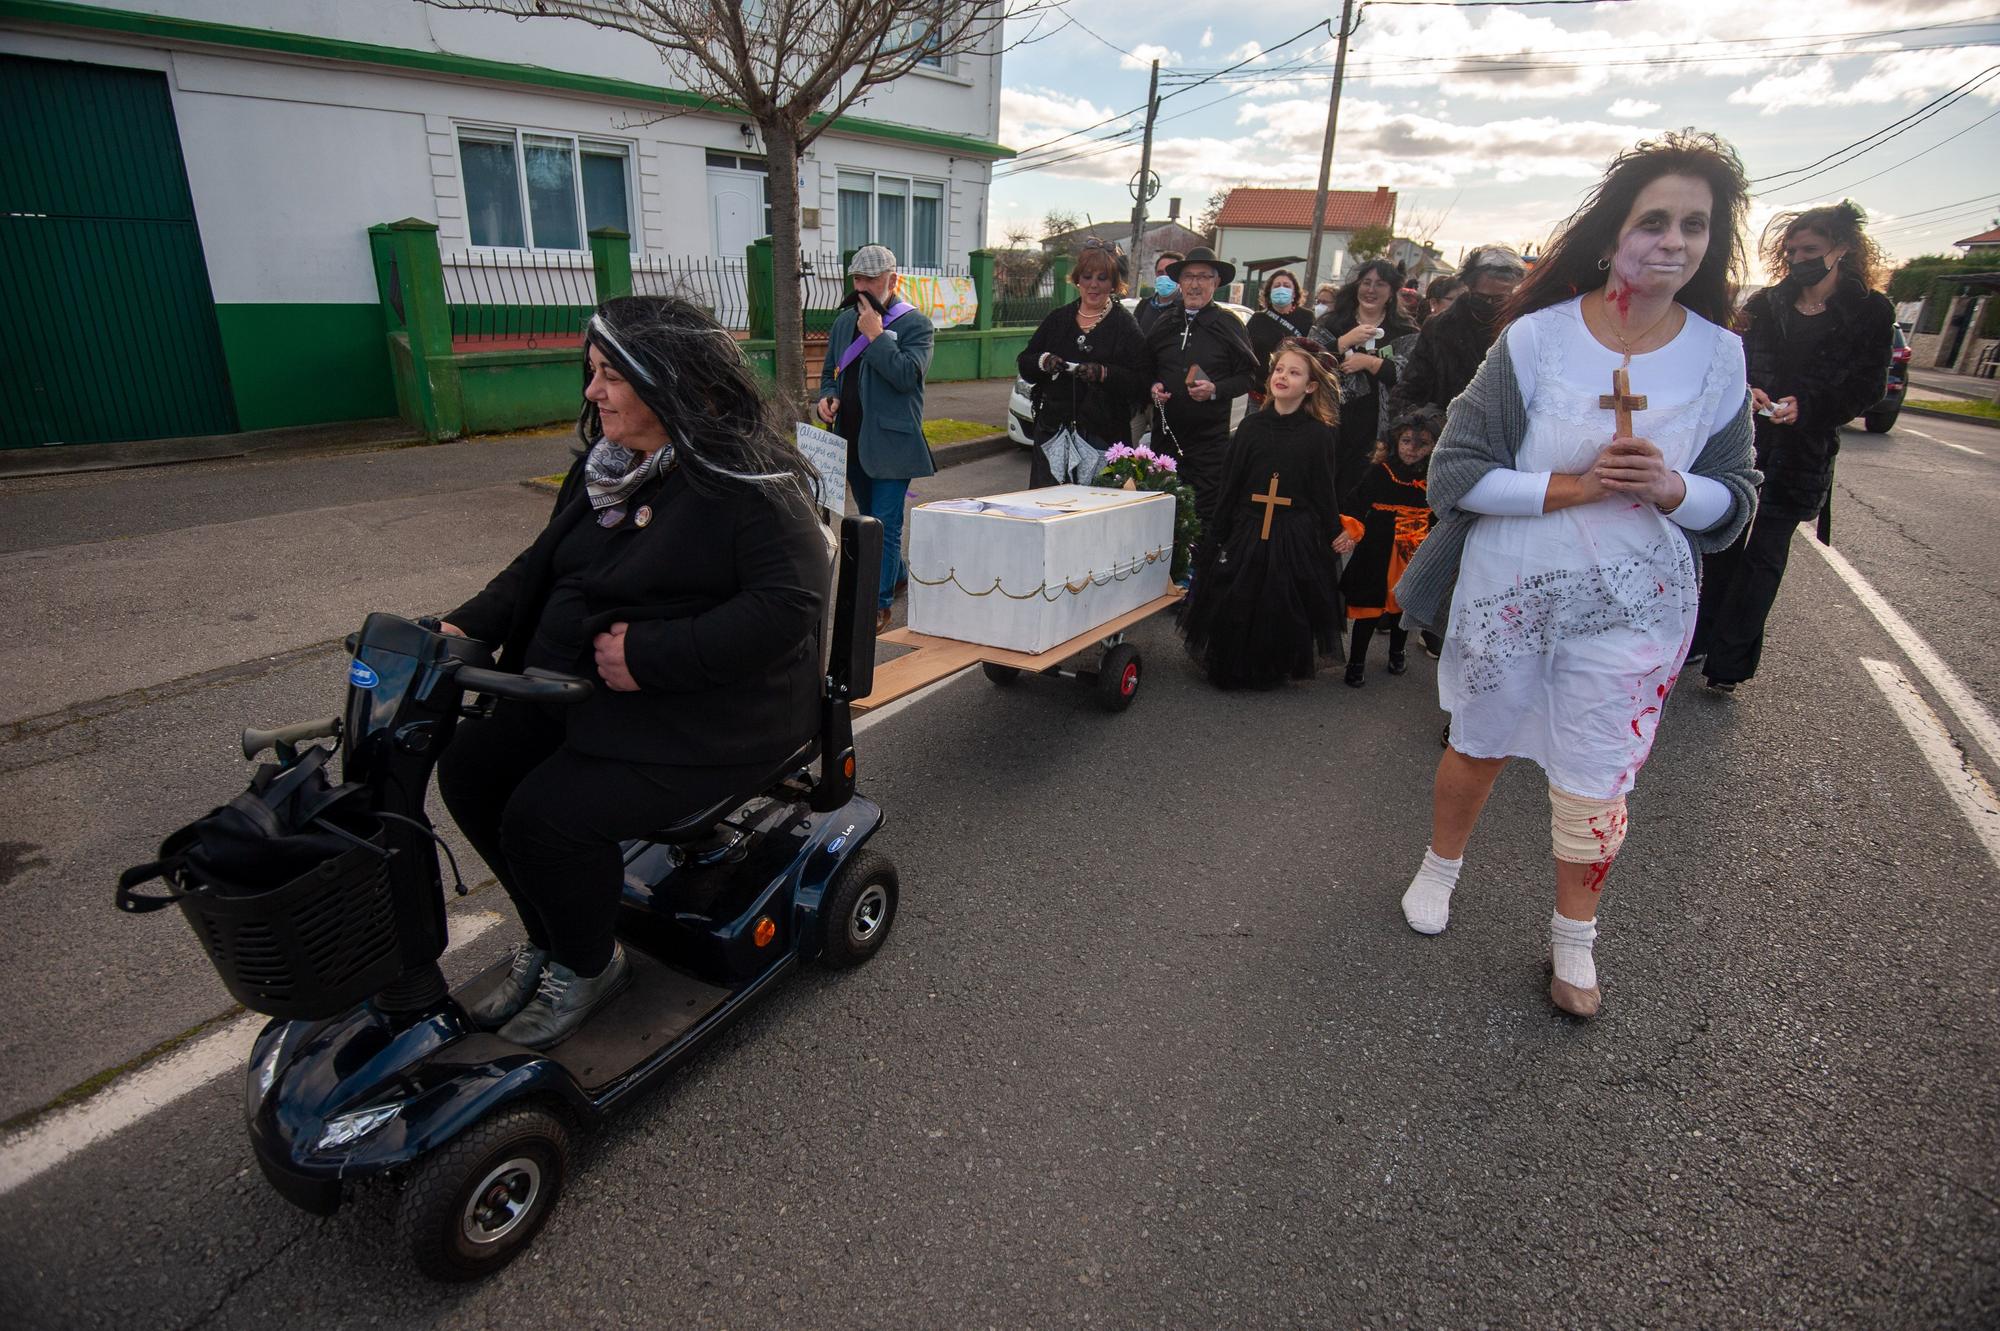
816,243,935,632
1143,246,1258,529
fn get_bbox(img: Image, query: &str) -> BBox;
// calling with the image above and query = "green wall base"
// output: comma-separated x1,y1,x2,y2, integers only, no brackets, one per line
215,303,396,430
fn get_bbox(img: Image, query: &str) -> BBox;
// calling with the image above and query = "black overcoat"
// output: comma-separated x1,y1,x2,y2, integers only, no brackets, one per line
448,456,829,768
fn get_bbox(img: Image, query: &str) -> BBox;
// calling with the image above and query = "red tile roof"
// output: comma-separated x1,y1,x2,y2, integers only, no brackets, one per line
1956,226,2000,247
1214,186,1397,232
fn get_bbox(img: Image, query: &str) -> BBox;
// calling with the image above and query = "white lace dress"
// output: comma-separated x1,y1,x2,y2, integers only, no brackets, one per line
1439,297,1746,799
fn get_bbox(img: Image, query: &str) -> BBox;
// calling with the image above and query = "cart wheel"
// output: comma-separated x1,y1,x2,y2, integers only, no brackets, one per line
395,1104,569,1282
1096,644,1142,712
981,662,1022,687
822,850,899,968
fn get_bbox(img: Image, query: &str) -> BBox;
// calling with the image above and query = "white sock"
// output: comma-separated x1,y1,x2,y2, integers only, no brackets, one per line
1550,910,1599,989
1400,848,1462,935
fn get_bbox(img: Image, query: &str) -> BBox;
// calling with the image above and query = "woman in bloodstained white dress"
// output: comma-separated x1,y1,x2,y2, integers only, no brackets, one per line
1389,132,1762,1018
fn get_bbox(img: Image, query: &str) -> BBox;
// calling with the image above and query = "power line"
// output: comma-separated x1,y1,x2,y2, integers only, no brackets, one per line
1753,65,2000,185
1760,71,1992,196
1002,18,1330,167
1771,105,2000,206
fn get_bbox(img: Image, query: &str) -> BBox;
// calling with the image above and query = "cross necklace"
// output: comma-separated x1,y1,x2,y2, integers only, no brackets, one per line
1598,290,1674,436
1251,472,1292,540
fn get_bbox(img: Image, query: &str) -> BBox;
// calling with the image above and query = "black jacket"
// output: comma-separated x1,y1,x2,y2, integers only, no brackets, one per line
1385,297,1498,422
1016,300,1149,446
1740,278,1894,517
448,457,829,767
1144,301,1259,440
1246,306,1314,381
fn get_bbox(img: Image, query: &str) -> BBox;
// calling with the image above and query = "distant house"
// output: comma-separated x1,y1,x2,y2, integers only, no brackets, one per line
1041,217,1208,286
1390,236,1447,287
1212,186,1398,289
1954,226,2000,254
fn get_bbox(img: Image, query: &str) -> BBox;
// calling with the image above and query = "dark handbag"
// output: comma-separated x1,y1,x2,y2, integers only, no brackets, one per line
115,745,406,1019
116,745,378,910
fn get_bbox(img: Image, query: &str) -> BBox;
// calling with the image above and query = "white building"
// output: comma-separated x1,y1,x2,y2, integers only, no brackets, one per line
1211,186,1399,291
0,0,1008,448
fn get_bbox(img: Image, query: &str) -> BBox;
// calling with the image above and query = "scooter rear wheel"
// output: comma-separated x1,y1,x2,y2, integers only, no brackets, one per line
395,1104,570,1282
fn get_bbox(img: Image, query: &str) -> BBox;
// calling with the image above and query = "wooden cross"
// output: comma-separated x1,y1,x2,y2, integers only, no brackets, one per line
1599,367,1648,438
1251,472,1291,540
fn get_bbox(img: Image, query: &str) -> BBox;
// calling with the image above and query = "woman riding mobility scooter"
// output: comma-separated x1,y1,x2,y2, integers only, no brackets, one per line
116,517,896,1280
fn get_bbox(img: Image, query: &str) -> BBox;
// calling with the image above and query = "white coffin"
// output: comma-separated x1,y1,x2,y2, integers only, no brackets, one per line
907,485,1175,653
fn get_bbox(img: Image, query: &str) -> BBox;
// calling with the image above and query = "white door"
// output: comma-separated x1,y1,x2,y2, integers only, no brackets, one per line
708,167,765,328
709,168,764,256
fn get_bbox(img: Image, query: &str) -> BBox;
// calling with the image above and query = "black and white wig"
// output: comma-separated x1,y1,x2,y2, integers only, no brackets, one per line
580,295,820,507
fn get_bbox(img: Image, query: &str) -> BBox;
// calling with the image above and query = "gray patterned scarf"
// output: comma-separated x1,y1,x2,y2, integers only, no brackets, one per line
583,436,675,522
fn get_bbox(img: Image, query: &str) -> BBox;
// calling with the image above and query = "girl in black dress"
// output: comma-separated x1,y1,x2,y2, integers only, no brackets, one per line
1339,407,1440,686
1312,259,1415,489
1180,339,1350,690
1016,243,1148,486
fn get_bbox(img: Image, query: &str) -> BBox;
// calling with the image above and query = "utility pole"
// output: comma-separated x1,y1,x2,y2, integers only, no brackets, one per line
1303,0,1357,291
1126,58,1160,285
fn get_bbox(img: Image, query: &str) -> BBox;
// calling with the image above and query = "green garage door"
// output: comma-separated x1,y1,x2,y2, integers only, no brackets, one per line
0,54,235,449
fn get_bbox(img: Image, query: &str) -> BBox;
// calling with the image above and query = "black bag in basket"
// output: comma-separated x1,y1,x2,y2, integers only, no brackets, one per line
116,745,405,1018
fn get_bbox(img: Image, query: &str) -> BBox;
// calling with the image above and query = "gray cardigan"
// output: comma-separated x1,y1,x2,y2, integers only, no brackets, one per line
1394,321,1762,635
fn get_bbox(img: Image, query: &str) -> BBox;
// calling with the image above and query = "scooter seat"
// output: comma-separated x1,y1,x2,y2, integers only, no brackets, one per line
650,737,819,844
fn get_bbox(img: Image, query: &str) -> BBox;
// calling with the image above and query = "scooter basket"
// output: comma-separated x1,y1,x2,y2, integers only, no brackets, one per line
169,824,403,1020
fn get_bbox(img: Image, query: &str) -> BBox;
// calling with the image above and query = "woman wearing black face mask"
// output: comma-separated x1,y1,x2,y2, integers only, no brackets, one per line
1691,201,1894,692
1385,245,1527,425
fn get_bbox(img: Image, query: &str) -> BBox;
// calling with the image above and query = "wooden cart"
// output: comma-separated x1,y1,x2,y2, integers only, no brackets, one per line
853,589,1183,715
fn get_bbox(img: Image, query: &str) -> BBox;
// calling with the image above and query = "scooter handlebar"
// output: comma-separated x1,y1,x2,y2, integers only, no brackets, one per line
241,716,342,760
453,663,594,704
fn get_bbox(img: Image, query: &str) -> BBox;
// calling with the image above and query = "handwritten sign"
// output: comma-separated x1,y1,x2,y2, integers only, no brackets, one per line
796,421,848,519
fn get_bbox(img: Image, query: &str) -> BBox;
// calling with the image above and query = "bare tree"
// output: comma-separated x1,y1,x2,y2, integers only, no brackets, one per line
416,0,1056,410
1191,187,1230,244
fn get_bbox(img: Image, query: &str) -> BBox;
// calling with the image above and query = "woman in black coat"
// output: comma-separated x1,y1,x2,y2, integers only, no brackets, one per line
1693,203,1894,690
1017,243,1148,485
437,295,828,1050
1312,259,1415,489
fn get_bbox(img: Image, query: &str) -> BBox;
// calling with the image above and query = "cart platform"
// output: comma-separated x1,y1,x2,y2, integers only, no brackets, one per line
853,589,1183,713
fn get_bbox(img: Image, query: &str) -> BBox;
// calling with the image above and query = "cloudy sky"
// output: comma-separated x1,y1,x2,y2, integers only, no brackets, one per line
986,0,2000,280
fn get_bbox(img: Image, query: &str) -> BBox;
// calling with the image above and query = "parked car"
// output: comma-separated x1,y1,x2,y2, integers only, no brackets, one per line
1008,299,1255,448
1861,324,1910,434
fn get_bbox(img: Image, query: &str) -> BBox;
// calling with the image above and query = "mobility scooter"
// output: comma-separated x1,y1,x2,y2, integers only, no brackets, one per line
118,517,895,1280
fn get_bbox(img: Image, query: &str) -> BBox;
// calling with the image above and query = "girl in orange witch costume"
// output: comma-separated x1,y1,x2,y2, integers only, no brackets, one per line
1340,406,1443,686
1179,338,1365,689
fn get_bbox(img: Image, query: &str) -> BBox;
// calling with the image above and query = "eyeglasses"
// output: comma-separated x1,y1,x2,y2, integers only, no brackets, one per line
1179,269,1219,283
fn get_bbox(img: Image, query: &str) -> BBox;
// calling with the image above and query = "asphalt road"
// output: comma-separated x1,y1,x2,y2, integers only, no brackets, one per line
0,415,1995,1329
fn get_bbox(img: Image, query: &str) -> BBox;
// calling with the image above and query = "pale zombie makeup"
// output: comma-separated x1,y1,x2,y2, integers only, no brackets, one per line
1396,430,1434,467
1604,174,1713,317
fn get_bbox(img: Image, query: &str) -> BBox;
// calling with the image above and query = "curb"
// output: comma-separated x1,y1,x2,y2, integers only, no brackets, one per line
0,419,425,480
1902,403,2000,431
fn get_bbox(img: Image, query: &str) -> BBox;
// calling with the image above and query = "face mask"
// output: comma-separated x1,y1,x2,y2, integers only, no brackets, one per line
1788,256,1832,287
1270,287,1294,308
1312,302,1330,318
1154,274,1179,299
1466,292,1505,321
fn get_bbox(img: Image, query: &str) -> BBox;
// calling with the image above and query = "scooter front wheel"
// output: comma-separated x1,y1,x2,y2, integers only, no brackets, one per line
821,850,899,968
395,1104,570,1282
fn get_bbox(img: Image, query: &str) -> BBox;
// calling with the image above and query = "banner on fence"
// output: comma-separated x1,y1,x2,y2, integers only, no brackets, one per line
796,421,849,519
898,273,979,330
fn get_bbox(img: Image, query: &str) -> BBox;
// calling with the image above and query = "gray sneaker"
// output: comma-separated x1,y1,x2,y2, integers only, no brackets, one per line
497,944,632,1050
465,943,549,1029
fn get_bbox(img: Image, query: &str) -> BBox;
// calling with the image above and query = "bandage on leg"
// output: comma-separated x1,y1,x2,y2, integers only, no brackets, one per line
1548,785,1628,872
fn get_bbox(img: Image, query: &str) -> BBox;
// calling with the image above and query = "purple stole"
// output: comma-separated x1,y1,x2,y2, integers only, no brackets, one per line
834,300,917,375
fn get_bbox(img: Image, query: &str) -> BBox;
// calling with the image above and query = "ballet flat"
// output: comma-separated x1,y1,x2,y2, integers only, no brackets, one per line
1549,975,1603,1019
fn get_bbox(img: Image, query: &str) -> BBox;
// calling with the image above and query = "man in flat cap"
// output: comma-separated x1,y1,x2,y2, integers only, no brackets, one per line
817,244,935,632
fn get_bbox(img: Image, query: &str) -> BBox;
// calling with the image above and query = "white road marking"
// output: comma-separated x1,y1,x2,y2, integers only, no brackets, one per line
1805,537,2000,773
1899,424,1985,456
1861,659,2000,872
0,910,503,1196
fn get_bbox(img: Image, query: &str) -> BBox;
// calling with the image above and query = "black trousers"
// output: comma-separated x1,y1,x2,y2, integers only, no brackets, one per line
1348,613,1408,664
437,701,769,974
1694,509,1805,685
